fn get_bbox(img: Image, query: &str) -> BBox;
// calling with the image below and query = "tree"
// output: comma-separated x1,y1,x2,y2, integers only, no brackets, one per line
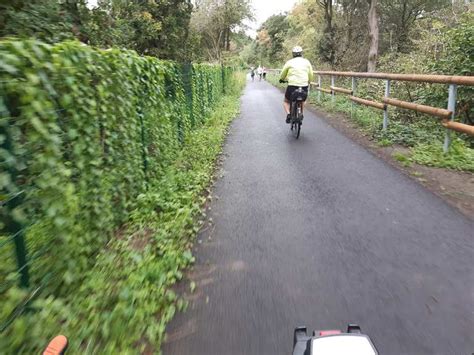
264,14,290,62
379,0,450,53
246,0,460,74
253,14,289,65
190,0,227,61
367,0,379,72
276,0,325,67
190,0,252,62
87,0,192,59
318,0,336,66
331,0,369,69
0,0,89,43
0,0,194,60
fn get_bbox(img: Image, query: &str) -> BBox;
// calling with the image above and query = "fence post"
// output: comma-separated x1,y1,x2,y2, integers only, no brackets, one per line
182,62,194,127
206,71,211,108
383,80,391,131
318,75,322,103
331,75,335,103
12,229,29,288
138,109,148,188
443,84,457,153
199,70,205,119
1,124,29,288
351,77,356,118
221,63,226,94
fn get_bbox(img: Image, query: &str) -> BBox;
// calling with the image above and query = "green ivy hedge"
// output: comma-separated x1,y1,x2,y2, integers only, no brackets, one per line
0,39,234,351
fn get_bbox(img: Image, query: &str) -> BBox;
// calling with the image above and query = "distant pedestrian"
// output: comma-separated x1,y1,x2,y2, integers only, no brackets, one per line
257,66,263,81
250,67,255,81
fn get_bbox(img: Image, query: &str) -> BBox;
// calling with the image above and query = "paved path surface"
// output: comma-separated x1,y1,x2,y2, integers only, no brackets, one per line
163,80,473,355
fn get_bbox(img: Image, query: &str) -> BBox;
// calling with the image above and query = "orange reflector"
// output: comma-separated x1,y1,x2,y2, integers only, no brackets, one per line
319,330,342,336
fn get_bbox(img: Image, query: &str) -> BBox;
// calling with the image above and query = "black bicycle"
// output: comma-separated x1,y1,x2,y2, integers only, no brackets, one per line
289,87,306,139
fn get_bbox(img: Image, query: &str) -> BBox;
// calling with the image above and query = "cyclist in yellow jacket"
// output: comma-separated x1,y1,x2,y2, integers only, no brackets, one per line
279,46,314,123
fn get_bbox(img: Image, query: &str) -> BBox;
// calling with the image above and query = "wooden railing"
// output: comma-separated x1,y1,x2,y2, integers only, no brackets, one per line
269,69,474,152
313,71,474,85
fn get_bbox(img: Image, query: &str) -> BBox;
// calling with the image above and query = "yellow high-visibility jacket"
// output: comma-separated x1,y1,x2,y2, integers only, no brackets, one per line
280,57,314,87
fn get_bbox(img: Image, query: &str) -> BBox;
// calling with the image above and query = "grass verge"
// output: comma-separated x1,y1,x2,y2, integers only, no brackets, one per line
1,73,245,354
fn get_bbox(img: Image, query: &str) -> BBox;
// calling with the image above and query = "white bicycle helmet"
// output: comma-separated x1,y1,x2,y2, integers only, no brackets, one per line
292,46,303,57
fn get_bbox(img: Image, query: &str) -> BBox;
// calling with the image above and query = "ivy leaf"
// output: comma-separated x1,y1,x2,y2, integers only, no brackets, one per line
0,60,18,75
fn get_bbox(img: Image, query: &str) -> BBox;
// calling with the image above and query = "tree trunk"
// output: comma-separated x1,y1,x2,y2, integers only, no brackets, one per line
324,0,333,29
318,0,335,66
226,27,230,51
367,0,379,72
61,1,88,43
396,0,408,52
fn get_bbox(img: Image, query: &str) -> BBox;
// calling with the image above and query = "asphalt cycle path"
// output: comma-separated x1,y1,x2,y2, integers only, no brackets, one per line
163,79,473,355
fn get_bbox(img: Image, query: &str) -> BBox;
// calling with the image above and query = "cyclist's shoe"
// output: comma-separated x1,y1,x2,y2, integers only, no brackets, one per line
286,114,291,124
43,335,68,355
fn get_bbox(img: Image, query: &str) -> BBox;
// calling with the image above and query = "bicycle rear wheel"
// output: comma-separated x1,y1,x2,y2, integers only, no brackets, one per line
289,102,295,131
293,103,302,139
294,121,301,138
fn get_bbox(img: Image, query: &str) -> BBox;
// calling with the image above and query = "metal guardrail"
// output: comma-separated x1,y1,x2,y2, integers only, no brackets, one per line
269,69,474,152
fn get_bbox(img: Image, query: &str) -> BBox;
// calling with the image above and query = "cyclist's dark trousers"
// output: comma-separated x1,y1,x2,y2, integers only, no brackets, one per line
285,85,308,101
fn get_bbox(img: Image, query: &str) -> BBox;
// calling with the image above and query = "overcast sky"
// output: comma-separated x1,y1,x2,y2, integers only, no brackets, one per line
86,0,298,38
246,0,297,37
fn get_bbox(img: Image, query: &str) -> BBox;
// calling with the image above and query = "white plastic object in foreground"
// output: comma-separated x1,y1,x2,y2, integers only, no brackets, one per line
312,334,377,355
